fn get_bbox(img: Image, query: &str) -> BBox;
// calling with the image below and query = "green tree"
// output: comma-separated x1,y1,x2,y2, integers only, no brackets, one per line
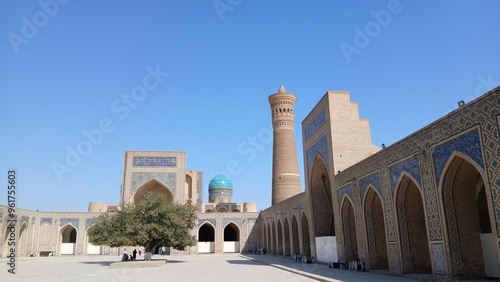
89,192,197,260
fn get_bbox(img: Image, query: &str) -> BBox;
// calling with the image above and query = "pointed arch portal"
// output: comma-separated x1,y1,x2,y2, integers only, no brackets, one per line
85,225,101,255
396,175,431,274
442,156,497,278
59,224,77,255
301,213,311,257
223,222,240,253
341,198,358,261
292,216,300,256
198,223,215,253
364,188,388,270
132,179,174,205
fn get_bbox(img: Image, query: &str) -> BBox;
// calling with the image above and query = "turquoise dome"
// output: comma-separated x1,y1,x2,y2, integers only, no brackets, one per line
208,174,233,189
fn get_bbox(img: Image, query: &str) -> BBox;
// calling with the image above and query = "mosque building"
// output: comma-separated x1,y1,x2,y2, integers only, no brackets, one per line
1,85,500,280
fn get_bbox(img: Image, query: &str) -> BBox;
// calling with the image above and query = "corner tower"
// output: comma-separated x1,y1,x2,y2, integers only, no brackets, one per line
269,85,301,205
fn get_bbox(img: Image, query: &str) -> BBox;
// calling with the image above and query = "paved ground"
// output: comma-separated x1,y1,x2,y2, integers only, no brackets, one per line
0,253,426,282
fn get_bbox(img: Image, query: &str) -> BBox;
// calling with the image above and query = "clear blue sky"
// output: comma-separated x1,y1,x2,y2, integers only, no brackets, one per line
1,1,499,212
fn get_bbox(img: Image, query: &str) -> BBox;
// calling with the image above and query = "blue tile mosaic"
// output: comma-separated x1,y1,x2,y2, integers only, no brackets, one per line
131,173,177,194
337,183,353,206
306,134,330,173
305,110,326,139
133,157,176,167
389,155,422,194
432,129,484,185
59,218,79,228
359,172,381,203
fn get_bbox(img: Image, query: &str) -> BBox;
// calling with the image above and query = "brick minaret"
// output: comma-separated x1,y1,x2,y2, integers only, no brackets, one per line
269,85,301,205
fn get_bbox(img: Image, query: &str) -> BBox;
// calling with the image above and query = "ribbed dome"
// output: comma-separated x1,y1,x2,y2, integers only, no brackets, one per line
208,174,233,189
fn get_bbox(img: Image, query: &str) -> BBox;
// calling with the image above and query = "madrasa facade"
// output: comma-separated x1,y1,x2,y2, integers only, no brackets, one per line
1,85,500,280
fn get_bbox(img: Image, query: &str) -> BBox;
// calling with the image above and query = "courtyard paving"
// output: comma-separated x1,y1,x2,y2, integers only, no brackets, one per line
0,253,428,282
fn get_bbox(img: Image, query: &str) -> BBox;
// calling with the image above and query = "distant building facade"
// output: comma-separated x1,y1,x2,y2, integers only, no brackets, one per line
0,151,258,257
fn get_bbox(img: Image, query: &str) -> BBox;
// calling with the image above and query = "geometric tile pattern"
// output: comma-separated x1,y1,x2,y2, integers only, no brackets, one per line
359,171,381,205
132,156,177,166
305,110,326,139
389,155,421,195
419,152,442,241
306,134,330,174
432,129,484,186
131,173,177,194
337,183,353,207
380,168,397,243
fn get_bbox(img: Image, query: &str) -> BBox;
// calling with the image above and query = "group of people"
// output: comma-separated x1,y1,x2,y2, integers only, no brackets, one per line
121,247,144,261
121,246,169,261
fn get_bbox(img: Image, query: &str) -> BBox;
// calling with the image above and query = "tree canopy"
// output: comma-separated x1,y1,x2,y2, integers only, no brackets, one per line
89,192,197,255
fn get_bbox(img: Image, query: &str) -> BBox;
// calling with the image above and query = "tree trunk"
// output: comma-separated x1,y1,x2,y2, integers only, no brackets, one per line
144,240,152,261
